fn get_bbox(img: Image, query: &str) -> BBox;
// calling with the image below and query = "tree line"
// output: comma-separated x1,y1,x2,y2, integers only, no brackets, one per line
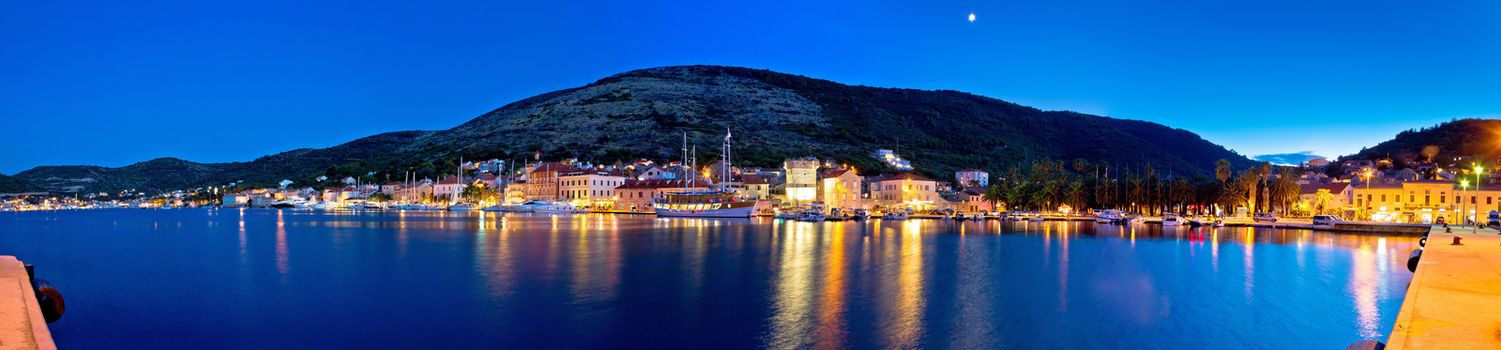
981,159,1306,216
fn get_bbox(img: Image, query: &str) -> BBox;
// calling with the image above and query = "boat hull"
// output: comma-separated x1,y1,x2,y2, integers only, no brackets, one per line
655,202,756,218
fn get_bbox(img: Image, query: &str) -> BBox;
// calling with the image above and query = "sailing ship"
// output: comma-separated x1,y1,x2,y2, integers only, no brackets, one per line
653,130,758,218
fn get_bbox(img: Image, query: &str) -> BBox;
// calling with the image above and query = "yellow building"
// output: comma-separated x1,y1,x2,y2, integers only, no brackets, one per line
819,168,863,209
868,173,940,211
1351,180,1500,224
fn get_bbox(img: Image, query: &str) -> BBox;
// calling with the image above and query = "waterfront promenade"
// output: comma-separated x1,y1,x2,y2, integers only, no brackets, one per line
1387,225,1501,349
0,256,55,350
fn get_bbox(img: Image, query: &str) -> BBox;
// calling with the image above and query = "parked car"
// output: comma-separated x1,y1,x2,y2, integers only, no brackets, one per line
1312,214,1345,226
1253,212,1278,223
1488,210,1499,226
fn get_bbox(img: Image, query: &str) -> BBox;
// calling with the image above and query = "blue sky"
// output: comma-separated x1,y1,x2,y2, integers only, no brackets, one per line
2,0,1498,174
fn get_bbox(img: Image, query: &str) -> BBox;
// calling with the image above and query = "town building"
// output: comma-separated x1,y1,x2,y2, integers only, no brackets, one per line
559,170,628,210
1349,180,1494,223
952,188,996,213
783,156,819,205
523,162,575,201
381,182,403,195
396,181,434,203
433,176,467,203
954,168,990,189
739,174,770,200
868,173,940,211
819,168,863,209
635,166,679,180
613,179,712,213
1299,182,1354,216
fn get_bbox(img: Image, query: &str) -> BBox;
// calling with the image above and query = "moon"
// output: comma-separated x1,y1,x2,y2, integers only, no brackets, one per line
968,13,976,22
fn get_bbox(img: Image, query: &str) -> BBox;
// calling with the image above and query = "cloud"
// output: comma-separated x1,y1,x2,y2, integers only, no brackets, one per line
1253,151,1325,165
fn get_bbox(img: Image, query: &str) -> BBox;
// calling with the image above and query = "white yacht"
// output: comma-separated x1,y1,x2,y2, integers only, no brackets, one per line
1095,209,1128,224
518,200,579,214
1161,213,1185,226
796,209,827,222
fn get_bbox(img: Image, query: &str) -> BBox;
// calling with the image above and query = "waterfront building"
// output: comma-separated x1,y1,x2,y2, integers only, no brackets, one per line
955,168,990,189
1298,182,1355,216
868,173,940,211
952,188,996,213
559,170,628,210
396,181,434,203
322,186,360,203
739,174,770,200
381,182,403,195
783,156,819,205
613,179,712,213
222,193,249,207
523,162,576,200
433,176,467,202
819,168,863,209
1350,180,1487,223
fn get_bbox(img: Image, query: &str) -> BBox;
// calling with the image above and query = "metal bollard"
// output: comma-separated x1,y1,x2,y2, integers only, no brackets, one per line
23,264,64,323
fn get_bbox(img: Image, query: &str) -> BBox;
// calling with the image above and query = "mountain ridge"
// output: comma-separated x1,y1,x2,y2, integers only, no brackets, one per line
14,65,1256,194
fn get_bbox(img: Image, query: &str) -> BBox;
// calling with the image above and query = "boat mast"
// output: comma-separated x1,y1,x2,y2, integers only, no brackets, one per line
454,157,462,205
691,145,697,192
722,128,732,188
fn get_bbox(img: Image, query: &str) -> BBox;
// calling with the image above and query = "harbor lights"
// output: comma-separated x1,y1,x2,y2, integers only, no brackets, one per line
1461,179,1470,226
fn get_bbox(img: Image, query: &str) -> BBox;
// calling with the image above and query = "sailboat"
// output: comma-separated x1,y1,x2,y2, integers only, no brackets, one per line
448,158,477,211
653,130,757,218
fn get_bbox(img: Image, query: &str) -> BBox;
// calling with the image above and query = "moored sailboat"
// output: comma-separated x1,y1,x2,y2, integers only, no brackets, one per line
653,130,759,218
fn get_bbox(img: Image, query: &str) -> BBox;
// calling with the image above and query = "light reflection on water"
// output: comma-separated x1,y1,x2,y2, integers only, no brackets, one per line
0,209,1416,348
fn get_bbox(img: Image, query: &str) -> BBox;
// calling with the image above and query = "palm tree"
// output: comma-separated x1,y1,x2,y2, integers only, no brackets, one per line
983,183,1007,211
1215,159,1232,184
1257,162,1272,213
1128,177,1147,214
1066,181,1086,212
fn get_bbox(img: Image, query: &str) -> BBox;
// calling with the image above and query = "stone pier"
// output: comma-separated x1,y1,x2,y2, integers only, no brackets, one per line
1387,226,1501,349
0,256,55,350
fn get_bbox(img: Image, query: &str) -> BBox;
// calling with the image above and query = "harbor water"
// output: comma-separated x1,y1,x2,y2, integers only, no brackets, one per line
0,209,1414,348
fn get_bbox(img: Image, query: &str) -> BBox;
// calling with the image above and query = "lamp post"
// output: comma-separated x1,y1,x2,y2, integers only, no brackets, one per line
1475,164,1484,233
1363,169,1373,221
1461,179,1469,227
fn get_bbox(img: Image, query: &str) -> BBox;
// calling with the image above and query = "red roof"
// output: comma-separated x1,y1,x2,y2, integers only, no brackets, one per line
823,168,856,178
615,179,713,190
382,182,403,187
531,162,577,173
437,176,462,185
874,173,935,182
740,174,769,185
1301,182,1351,195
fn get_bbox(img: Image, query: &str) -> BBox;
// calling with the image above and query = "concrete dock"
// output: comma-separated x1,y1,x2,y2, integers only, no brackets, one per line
0,256,55,350
1387,226,1501,349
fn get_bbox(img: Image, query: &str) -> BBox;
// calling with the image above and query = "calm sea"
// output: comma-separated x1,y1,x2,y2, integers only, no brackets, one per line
0,209,1414,349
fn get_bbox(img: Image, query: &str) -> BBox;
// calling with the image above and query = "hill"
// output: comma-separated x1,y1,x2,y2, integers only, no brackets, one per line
15,65,1254,193
1340,118,1501,168
0,174,39,194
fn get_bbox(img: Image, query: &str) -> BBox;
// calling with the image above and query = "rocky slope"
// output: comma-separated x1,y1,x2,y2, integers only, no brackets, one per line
15,65,1255,193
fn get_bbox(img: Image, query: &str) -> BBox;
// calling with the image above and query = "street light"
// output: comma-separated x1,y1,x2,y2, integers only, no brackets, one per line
1475,164,1485,233
1362,169,1373,220
1461,179,1470,227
